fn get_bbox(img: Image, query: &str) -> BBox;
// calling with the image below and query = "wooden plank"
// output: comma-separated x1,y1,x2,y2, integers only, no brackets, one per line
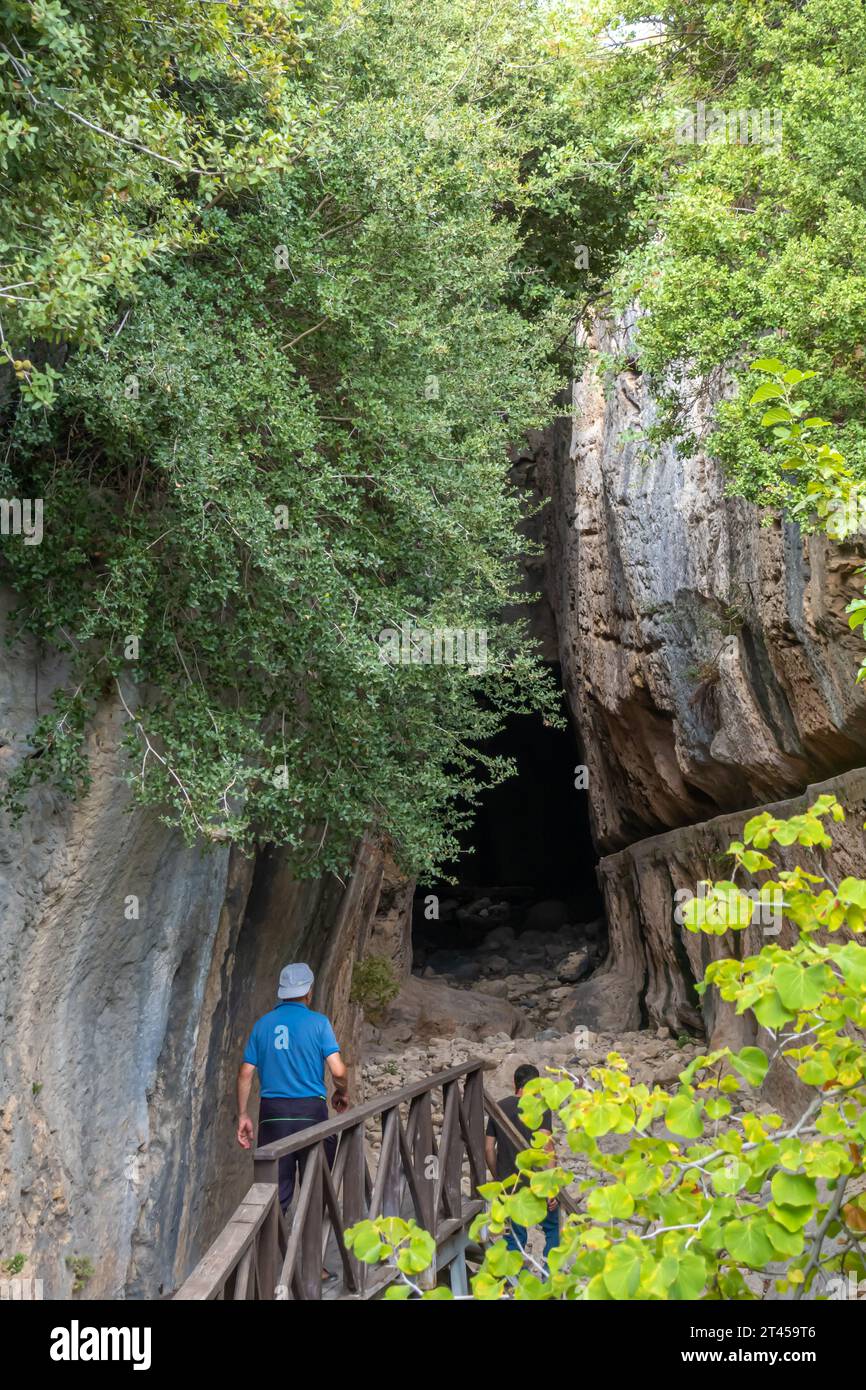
396,1109,427,1229
368,1106,398,1219
298,1144,324,1301
458,1071,486,1192
253,1061,484,1163
435,1083,462,1222
340,1123,366,1296
381,1109,402,1218
253,1155,280,1190
321,1151,358,1294
174,1184,277,1300
233,1246,254,1301
278,1145,321,1298
256,1188,280,1300
410,1091,436,1235
408,1090,437,1290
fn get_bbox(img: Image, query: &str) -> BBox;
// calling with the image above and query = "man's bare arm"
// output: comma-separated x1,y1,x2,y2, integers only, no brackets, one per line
325,1051,349,1112
236,1062,256,1149
484,1135,497,1178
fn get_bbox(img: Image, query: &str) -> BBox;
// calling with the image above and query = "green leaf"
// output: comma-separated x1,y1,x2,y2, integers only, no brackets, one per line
750,358,787,374
838,878,866,908
771,1172,818,1208
670,1250,707,1300
769,1202,813,1232
724,1218,775,1269
730,1047,769,1087
764,1222,805,1258
749,383,784,403
587,1183,635,1222
761,405,793,427
507,1187,548,1226
665,1092,705,1138
602,1242,643,1298
753,991,793,1029
773,962,828,1012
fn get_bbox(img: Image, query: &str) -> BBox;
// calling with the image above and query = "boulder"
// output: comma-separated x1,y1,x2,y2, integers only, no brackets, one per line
375,974,531,1044
482,953,509,976
477,979,510,999
557,949,593,984
481,924,516,950
447,959,482,983
523,901,570,932
425,949,467,975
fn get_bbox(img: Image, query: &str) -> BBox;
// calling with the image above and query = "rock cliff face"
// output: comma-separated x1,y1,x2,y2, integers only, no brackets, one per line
533,321,866,1051
0,589,401,1297
565,767,866,1041
536,320,866,856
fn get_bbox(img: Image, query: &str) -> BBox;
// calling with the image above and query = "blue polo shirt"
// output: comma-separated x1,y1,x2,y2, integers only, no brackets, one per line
243,1001,340,1099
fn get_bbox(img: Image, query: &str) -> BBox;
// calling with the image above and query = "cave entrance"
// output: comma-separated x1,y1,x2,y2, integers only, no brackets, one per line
412,667,606,984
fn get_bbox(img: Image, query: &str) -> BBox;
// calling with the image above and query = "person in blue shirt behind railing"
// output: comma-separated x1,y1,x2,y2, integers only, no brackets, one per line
236,962,349,1215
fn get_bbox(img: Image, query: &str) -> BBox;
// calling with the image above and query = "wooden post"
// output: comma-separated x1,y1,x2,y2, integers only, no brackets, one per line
448,1230,469,1298
341,1123,367,1294
408,1090,438,1291
297,1145,324,1300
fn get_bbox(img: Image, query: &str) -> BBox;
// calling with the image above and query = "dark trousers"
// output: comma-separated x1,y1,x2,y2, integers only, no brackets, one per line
258,1096,337,1213
506,1207,560,1264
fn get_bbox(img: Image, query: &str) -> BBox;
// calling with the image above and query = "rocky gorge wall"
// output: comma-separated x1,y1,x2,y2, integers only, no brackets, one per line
7,307,866,1298
0,588,401,1298
531,319,866,1056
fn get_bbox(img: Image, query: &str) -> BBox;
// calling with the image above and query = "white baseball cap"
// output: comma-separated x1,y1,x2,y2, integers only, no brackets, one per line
278,962,314,999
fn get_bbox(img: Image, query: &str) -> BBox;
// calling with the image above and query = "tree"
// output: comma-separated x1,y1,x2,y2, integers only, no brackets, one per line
0,1,637,875
577,0,866,498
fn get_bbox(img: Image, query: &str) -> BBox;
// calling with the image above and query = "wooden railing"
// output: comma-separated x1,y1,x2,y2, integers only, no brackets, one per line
175,1060,488,1301
173,1182,282,1301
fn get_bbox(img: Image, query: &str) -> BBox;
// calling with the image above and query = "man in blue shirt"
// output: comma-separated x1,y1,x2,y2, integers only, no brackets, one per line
236,962,349,1212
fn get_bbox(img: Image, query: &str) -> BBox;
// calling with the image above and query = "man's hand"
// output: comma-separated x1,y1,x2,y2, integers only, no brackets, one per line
236,1062,255,1149
325,1050,349,1113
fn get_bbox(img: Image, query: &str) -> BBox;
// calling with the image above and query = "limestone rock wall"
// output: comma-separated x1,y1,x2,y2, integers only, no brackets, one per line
563,767,866,1043
537,319,866,856
0,590,406,1298
536,320,866,1050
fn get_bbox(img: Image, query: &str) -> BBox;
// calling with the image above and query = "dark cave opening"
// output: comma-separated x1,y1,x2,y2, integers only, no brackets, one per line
412,667,606,973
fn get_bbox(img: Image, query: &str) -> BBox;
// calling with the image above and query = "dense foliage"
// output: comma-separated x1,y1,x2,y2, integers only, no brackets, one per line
584,0,866,501
0,1,642,873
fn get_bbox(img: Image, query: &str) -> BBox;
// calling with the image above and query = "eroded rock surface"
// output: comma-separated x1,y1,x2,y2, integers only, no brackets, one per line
0,591,406,1297
534,319,866,855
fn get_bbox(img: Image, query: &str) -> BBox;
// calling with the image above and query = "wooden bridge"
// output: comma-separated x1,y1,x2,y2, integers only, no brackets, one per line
174,1059,568,1301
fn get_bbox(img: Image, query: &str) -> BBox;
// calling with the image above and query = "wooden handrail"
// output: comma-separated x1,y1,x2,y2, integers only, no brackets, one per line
253,1059,485,1162
175,1064,580,1300
174,1183,280,1300
176,1060,487,1301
